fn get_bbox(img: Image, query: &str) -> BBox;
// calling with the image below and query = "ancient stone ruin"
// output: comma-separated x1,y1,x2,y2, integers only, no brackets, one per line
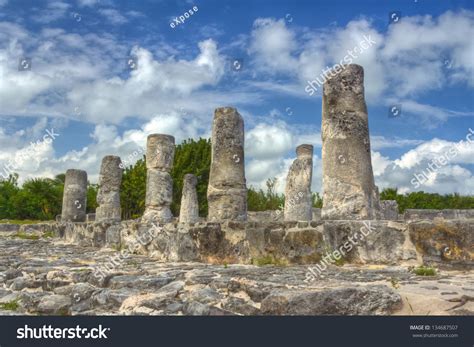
49,65,472,270
61,169,87,222
179,174,199,224
2,64,471,316
284,144,313,221
96,155,123,222
321,64,381,220
142,134,175,223
207,107,247,221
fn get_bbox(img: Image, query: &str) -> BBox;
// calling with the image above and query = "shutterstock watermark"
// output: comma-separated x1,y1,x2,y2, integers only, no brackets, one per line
17,325,109,339
0,128,60,179
305,34,376,96
411,128,474,189
304,221,377,282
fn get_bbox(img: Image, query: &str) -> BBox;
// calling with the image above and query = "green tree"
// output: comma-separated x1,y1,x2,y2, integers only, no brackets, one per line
171,138,211,216
87,183,98,213
312,192,323,208
0,173,20,219
247,178,285,211
120,156,147,219
10,177,63,220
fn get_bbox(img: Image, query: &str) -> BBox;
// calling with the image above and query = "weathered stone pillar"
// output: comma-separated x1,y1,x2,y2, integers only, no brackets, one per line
96,155,123,222
61,169,87,222
321,64,381,220
142,134,175,223
284,144,313,221
207,107,247,221
179,174,199,223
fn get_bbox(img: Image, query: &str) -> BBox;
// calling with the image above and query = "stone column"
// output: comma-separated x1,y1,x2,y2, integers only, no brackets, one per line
61,169,87,222
96,155,123,222
179,174,199,223
207,107,247,221
142,134,175,223
284,144,313,221
321,64,381,220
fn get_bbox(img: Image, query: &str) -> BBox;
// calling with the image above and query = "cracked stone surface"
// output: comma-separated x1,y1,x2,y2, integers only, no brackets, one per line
0,234,472,316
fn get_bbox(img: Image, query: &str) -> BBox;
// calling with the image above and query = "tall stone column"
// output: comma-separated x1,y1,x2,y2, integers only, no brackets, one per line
61,169,87,222
284,144,313,221
207,107,247,221
96,155,123,222
321,64,381,220
179,174,199,223
142,134,175,223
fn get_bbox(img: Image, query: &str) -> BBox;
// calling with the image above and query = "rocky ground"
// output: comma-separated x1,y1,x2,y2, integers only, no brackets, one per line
0,232,472,316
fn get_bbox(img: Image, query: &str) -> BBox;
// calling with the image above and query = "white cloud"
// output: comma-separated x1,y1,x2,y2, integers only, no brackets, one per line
245,122,293,160
374,134,474,194
0,19,233,125
248,11,474,106
249,18,298,74
31,1,70,24
98,8,128,25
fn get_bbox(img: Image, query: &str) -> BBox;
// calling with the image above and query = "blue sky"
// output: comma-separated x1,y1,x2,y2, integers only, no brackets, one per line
0,0,473,195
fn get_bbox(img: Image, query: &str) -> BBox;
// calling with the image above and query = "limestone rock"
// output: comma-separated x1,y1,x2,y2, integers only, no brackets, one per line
261,285,402,315
61,169,87,222
207,107,247,221
179,174,199,224
380,200,399,220
143,134,175,223
321,64,380,220
96,155,123,222
284,144,313,221
37,295,72,315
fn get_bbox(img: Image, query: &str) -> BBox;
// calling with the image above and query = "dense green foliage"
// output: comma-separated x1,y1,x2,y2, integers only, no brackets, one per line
120,156,147,220
120,138,212,219
1,139,473,221
246,178,323,211
0,173,97,220
171,138,212,217
380,188,474,213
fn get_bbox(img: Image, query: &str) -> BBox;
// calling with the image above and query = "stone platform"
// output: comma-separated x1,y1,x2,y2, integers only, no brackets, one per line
0,233,472,316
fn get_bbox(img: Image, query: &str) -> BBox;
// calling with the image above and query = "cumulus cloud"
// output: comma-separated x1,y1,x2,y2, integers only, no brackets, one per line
248,11,474,104
374,133,474,194
0,17,233,125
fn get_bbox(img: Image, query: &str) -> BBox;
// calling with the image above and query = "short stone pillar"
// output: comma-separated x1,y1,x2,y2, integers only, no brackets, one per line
142,134,175,223
284,144,313,221
321,64,381,220
179,174,199,223
380,200,399,220
61,169,87,222
207,107,247,221
96,155,123,222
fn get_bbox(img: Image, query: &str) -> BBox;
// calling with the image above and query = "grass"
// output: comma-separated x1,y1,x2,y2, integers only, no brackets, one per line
0,220,43,225
323,244,346,266
251,255,288,267
412,266,437,276
11,232,40,240
333,256,346,267
10,230,55,240
42,231,55,238
0,300,19,311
